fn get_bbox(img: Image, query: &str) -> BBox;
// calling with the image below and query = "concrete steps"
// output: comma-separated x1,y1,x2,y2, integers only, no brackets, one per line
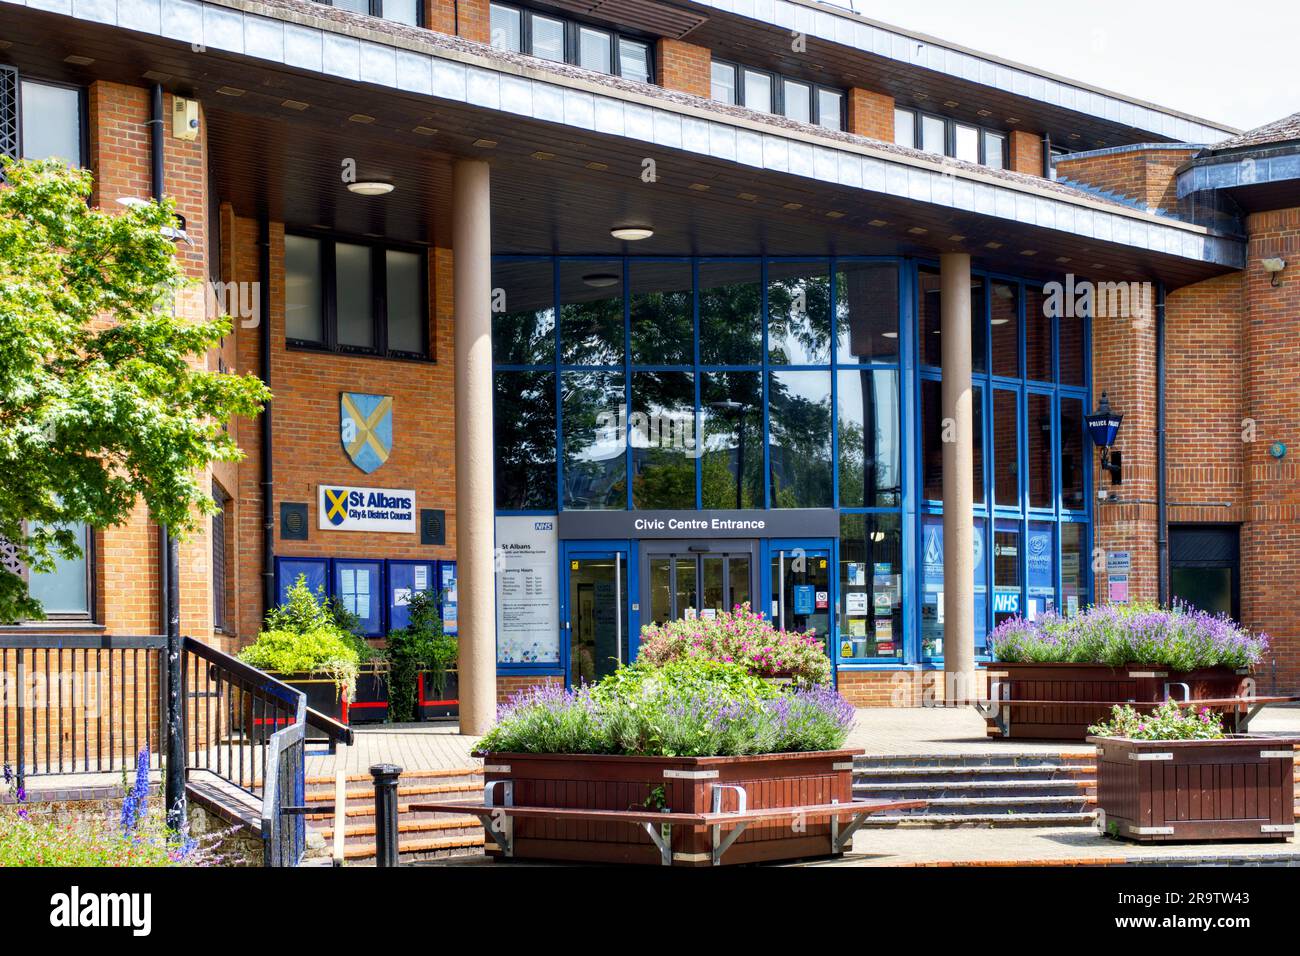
855,753,1099,828
856,751,1300,829
304,767,485,864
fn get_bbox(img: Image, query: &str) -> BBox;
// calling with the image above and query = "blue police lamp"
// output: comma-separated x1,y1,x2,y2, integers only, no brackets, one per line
1085,391,1123,485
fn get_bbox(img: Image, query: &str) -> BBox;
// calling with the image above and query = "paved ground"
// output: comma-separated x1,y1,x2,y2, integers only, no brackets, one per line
835,826,1300,866
305,703,1300,779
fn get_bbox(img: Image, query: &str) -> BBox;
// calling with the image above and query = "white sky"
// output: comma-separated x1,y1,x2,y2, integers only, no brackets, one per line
831,0,1300,133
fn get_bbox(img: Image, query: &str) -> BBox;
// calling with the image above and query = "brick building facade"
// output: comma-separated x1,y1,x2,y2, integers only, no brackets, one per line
1,0,1294,715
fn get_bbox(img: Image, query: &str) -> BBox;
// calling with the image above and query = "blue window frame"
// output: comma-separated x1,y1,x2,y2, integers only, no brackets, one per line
491,256,1090,670
387,559,436,632
275,557,328,605
333,559,384,637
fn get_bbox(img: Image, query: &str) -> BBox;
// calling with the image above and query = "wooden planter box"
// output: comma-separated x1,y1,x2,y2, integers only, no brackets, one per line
1088,735,1299,843
480,749,862,866
986,662,1251,741
417,669,459,720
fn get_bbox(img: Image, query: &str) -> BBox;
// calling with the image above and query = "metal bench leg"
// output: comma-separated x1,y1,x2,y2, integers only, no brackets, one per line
712,822,749,866
482,780,515,857
641,821,673,865
831,811,872,854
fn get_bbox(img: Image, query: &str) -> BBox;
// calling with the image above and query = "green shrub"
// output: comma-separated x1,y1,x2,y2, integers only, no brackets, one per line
239,577,363,700
477,657,855,758
385,591,457,722
1089,699,1227,741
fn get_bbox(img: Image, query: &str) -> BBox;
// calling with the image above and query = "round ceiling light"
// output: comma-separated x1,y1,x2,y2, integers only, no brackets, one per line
610,226,653,241
348,181,395,196
582,273,621,288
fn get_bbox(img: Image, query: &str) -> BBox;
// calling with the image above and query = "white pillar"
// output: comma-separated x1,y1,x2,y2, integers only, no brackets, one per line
940,253,976,703
452,159,496,734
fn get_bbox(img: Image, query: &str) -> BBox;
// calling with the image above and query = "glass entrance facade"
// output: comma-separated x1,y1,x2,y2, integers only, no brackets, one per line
492,256,1091,684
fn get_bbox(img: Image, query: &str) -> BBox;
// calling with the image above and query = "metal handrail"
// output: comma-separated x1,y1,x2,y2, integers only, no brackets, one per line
260,690,307,867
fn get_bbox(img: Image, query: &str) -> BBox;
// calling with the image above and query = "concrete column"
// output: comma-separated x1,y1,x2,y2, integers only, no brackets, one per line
452,159,496,734
940,253,976,702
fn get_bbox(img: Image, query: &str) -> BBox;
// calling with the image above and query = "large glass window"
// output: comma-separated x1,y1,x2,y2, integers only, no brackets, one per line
838,369,901,508
917,267,985,370
494,371,557,509
492,260,555,365
489,4,652,81
767,262,831,365
285,233,426,359
992,389,1020,508
990,281,1019,378
895,107,1010,169
1027,392,1053,509
562,370,625,510
630,261,692,365
335,242,375,350
1027,521,1055,619
768,370,833,508
993,520,1021,626
318,0,421,25
699,261,762,366
631,371,696,509
701,372,763,509
1061,522,1087,615
24,522,91,619
20,80,82,165
285,235,324,344
559,260,623,366
1060,396,1086,510
920,514,988,658
839,514,902,660
711,60,843,127
836,261,899,364
1025,285,1052,381
921,378,984,505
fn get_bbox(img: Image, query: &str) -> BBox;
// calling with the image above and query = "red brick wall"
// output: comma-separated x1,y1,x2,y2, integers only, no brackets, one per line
423,0,487,41
837,669,988,708
498,674,563,704
1241,208,1300,691
1091,284,1159,606
1055,147,1200,214
846,88,894,142
86,81,219,642
656,38,711,98
1008,130,1044,177
230,220,459,643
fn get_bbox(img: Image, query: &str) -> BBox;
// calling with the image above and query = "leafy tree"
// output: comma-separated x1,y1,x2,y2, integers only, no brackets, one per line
0,157,269,622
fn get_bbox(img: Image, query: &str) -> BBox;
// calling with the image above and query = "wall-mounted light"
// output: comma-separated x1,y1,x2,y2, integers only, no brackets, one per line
1085,391,1123,486
1261,257,1287,287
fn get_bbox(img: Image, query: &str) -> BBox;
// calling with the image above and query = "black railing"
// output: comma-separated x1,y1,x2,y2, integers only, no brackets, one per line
1,634,166,788
2,631,352,867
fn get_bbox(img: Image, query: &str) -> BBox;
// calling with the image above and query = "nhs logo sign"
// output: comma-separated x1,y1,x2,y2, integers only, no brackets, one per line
533,521,554,532
993,591,1021,614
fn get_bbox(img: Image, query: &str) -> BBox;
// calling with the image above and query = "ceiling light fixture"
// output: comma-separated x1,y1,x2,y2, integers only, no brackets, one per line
611,226,653,241
582,273,620,288
348,181,395,196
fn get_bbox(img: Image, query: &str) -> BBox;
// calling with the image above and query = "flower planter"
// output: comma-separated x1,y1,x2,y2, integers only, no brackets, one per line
985,662,1251,741
1088,734,1300,842
417,669,459,720
258,672,346,741
347,665,390,725
479,749,862,866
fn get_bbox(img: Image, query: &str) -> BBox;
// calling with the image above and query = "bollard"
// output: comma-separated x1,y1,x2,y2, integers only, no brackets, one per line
371,763,403,867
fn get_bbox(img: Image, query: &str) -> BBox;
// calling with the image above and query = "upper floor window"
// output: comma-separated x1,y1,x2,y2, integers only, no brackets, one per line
285,233,429,361
0,69,85,167
315,0,421,26
489,3,653,84
894,107,1007,170
1,523,93,622
711,61,843,132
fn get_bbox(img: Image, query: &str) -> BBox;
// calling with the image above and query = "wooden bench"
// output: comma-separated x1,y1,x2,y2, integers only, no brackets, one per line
974,692,1299,739
412,784,924,866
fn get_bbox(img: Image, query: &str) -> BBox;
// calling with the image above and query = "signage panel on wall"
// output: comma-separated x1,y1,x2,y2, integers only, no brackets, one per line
318,485,416,533
495,516,560,664
557,509,840,540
